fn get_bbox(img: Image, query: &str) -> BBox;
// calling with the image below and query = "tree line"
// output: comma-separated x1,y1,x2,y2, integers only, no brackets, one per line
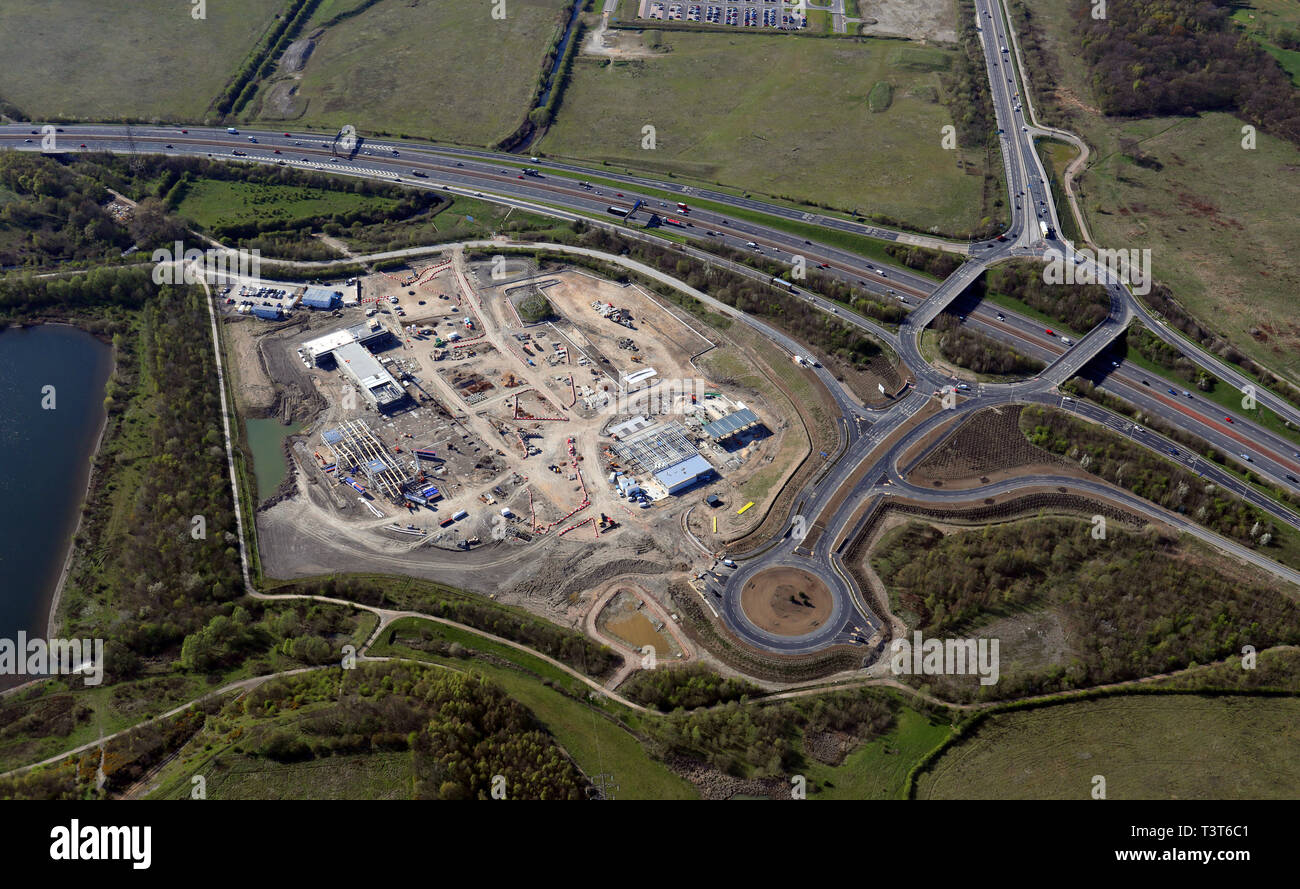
283,575,623,679
932,311,1044,376
873,517,1300,701
1075,0,1300,148
1020,404,1289,555
979,261,1111,333
621,664,759,712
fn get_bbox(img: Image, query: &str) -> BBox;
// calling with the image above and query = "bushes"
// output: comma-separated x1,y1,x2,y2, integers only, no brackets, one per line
621,664,759,711
932,312,1044,376
981,261,1110,333
516,292,553,323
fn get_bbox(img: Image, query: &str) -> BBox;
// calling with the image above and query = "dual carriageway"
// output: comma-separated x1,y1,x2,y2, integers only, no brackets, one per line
4,0,1299,657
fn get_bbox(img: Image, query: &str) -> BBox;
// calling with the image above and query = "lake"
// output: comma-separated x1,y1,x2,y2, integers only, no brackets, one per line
0,325,112,642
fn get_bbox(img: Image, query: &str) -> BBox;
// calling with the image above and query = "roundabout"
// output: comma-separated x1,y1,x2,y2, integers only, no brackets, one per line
739,566,834,638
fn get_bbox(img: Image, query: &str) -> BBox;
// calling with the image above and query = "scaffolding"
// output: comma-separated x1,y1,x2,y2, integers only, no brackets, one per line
612,422,700,474
323,419,412,501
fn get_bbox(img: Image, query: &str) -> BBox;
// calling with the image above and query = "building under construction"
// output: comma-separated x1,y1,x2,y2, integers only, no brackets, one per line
612,420,715,495
302,321,405,410
321,419,414,501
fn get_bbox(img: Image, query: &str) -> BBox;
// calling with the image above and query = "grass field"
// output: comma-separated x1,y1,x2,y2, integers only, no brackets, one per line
369,618,698,799
539,33,990,233
303,0,375,30
806,706,952,799
262,0,572,146
1233,0,1300,84
0,0,283,120
1022,0,1300,388
159,751,415,799
917,695,1300,799
175,178,398,230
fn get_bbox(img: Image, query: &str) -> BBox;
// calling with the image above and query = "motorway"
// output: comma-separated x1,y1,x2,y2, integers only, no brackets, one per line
4,0,1299,658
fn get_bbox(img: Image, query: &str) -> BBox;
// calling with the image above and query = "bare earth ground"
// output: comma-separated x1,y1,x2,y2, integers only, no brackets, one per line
906,404,1081,491
852,0,957,43
238,255,803,634
740,566,833,636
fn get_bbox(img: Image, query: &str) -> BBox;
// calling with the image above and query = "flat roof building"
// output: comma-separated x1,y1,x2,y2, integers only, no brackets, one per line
334,341,405,409
302,321,392,366
654,455,714,494
301,287,341,310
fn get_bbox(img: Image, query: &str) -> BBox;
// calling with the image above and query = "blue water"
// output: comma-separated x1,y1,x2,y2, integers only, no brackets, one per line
0,325,112,641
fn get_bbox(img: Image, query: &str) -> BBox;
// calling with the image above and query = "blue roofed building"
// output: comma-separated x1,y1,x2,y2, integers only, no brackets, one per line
301,287,341,310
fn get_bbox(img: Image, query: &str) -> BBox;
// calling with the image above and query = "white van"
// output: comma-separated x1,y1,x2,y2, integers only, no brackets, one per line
1060,336,1074,345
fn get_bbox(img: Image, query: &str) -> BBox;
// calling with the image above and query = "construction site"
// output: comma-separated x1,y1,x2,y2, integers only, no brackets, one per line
232,248,803,629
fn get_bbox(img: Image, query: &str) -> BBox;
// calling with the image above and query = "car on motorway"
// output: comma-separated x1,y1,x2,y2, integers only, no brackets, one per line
181,129,188,134
1225,417,1233,423
79,143,86,148
1168,388,1178,396
247,137,257,143
1045,328,1054,336
1241,453,1253,462
996,313,1005,321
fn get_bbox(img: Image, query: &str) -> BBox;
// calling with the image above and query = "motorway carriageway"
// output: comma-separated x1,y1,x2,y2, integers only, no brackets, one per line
960,306,1300,491
4,127,936,301
9,129,1299,491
